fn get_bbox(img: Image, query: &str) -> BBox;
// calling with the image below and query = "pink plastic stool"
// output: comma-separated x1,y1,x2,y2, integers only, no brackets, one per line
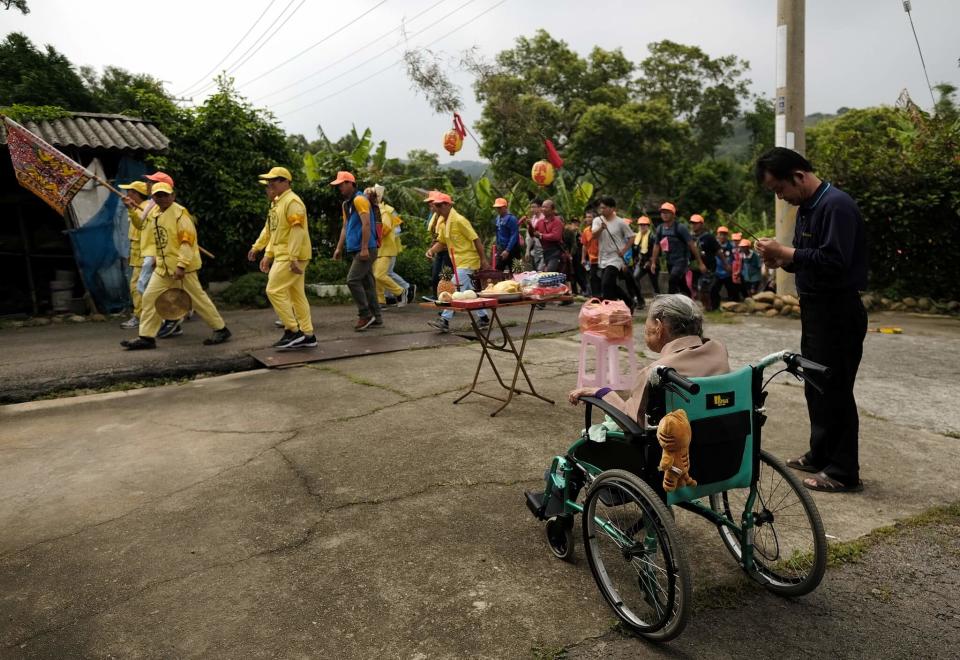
577,331,639,390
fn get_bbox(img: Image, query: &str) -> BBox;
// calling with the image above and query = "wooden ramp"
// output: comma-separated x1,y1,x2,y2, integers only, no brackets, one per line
249,321,578,369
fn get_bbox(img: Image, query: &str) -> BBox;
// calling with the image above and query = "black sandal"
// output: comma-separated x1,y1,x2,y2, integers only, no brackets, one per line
786,455,821,473
803,471,864,493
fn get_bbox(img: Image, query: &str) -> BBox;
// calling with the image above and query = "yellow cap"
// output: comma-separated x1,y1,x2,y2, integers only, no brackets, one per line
258,166,293,181
151,182,174,195
119,181,149,196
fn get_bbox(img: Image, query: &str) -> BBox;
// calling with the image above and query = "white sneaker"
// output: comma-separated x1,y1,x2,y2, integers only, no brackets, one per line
397,289,408,307
120,316,139,329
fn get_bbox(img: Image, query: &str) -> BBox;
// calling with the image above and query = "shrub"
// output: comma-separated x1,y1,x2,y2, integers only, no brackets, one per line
219,272,270,308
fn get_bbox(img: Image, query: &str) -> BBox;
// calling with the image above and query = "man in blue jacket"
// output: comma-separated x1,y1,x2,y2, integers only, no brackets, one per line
332,170,382,331
756,147,868,493
493,197,520,272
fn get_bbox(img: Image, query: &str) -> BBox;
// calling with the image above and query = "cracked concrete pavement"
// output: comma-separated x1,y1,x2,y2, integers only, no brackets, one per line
1,307,958,658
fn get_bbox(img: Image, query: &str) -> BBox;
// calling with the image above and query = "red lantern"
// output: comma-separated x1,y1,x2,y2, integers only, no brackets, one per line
443,112,467,156
443,129,463,156
531,160,555,187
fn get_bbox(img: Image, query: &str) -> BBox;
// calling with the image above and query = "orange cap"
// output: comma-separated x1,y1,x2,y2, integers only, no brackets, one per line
717,225,730,233
433,192,453,204
493,197,508,208
660,202,676,213
329,170,356,185
739,239,752,247
423,190,441,203
689,214,704,224
145,171,174,187
637,215,651,225
731,232,742,241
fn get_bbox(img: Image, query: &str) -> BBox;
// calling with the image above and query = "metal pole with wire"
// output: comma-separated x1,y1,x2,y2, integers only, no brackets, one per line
902,1,937,107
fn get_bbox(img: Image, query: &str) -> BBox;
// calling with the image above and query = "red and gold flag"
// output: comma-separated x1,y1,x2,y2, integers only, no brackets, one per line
3,116,92,215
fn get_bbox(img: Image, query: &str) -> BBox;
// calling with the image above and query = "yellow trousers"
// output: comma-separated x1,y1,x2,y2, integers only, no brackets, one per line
140,270,225,338
130,265,142,318
266,260,313,334
374,256,404,304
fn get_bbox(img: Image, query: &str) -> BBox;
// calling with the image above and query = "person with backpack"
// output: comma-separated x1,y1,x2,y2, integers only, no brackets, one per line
647,202,707,297
331,171,382,331
593,196,636,310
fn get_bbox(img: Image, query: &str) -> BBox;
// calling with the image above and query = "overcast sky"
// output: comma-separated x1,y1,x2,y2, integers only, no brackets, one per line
6,0,959,162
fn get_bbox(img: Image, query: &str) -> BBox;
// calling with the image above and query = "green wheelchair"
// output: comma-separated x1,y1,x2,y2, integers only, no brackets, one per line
525,351,830,641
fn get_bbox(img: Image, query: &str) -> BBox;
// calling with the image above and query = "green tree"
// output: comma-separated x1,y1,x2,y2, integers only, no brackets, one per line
153,76,297,279
2,1,29,14
639,40,751,157
0,32,95,109
808,105,960,298
81,66,172,119
472,30,634,182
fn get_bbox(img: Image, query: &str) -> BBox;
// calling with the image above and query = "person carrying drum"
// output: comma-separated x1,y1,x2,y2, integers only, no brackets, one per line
121,182,231,350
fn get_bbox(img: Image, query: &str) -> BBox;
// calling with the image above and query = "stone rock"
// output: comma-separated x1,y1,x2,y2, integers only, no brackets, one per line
947,301,960,312
90,313,107,322
720,301,740,312
916,297,931,310
33,317,52,326
10,320,25,328
861,294,875,310
880,297,892,307
68,315,86,323
752,302,772,312
781,294,800,307
733,303,749,314
902,296,917,308
752,291,776,303
764,309,780,317
891,302,907,311
789,306,802,318
773,298,785,310
51,316,64,324
779,305,792,316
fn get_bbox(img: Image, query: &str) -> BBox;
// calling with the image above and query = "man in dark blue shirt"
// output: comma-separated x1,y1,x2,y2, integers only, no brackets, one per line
755,147,867,493
493,197,520,272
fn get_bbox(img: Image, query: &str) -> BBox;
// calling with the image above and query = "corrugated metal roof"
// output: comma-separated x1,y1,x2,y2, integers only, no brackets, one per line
1,112,169,153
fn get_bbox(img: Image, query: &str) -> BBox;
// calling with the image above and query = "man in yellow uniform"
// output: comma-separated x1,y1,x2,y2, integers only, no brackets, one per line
121,182,231,350
368,186,407,307
249,182,286,329
119,181,150,328
425,192,490,333
258,166,316,349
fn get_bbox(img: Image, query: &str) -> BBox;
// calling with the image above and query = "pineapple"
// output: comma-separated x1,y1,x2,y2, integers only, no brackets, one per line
437,266,457,297
511,259,524,274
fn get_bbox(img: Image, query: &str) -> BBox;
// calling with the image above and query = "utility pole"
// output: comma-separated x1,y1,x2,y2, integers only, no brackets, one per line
775,0,805,296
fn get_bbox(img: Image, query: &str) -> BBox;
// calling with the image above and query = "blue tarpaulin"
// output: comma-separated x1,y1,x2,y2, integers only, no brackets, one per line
66,157,147,313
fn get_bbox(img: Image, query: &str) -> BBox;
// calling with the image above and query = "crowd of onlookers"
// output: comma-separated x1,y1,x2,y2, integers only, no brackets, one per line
494,197,772,312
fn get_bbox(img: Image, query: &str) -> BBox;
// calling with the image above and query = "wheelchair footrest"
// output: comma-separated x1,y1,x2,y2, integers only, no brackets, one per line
525,490,546,520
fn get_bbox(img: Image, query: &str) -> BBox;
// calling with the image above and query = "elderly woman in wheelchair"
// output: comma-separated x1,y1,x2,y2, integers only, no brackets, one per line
526,294,830,642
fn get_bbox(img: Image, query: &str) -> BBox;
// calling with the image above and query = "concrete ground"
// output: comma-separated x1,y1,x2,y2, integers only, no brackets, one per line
0,305,958,658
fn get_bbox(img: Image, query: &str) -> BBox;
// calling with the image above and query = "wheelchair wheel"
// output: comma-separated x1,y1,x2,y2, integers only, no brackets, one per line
582,469,690,641
545,516,576,561
709,450,827,597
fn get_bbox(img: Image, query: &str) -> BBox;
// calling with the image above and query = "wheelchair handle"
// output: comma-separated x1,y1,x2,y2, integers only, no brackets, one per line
650,366,700,395
784,353,832,380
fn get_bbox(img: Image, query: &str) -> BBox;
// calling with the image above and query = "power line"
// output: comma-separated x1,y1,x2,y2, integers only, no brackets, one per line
901,0,937,106
253,0,451,102
279,0,508,118
191,0,306,98
176,0,278,97
241,0,391,88
269,0,476,108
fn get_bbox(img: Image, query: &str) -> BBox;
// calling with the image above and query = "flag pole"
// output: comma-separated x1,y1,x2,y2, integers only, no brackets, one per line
89,173,216,259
